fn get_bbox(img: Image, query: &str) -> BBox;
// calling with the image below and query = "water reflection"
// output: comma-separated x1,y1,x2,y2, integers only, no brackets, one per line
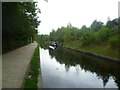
40,46,120,88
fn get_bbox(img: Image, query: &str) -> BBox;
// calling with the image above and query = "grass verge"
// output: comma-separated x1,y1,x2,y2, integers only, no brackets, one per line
64,43,119,59
23,46,40,88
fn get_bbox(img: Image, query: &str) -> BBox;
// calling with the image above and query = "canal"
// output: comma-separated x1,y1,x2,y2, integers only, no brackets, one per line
39,47,120,88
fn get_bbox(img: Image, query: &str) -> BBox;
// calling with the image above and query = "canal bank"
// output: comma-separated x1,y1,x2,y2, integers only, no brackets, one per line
63,46,120,63
23,45,42,88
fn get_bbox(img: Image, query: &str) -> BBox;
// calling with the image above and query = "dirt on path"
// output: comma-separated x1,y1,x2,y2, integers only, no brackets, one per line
2,42,37,88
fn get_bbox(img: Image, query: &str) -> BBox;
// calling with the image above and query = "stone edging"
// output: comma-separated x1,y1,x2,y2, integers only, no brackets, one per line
64,47,120,63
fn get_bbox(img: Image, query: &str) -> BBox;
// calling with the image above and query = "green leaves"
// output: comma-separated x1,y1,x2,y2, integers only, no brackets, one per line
90,20,103,32
82,31,95,46
108,35,119,48
39,18,119,50
3,2,40,53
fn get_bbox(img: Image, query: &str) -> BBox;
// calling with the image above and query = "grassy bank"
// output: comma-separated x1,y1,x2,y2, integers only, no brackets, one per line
64,41,119,59
23,46,40,88
38,18,119,60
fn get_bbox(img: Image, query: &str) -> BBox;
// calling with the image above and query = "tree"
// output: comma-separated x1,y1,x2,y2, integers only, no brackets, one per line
81,25,88,31
2,2,40,53
106,18,118,29
90,20,103,32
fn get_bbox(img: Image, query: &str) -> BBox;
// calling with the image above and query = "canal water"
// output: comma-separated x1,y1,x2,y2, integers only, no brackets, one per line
39,47,120,88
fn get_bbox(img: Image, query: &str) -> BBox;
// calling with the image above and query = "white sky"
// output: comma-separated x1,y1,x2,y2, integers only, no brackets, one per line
36,0,119,35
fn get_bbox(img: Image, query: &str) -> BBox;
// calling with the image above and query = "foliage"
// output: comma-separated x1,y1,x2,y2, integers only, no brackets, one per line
82,31,95,46
108,36,119,48
90,20,103,32
39,18,119,53
106,18,118,29
2,2,40,53
95,27,110,43
39,34,49,46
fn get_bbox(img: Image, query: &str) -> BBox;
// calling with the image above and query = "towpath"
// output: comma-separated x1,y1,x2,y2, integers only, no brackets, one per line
3,42,37,88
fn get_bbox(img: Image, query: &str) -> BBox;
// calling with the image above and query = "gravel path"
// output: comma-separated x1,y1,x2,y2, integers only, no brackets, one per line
2,42,37,88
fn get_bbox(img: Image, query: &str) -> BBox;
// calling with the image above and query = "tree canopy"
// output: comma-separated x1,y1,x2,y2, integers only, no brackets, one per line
2,2,40,53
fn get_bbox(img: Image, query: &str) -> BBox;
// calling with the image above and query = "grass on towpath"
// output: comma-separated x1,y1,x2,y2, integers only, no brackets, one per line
23,46,40,88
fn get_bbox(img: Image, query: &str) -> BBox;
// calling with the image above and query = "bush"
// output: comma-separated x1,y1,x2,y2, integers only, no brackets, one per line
97,27,110,42
82,31,95,46
108,36,118,48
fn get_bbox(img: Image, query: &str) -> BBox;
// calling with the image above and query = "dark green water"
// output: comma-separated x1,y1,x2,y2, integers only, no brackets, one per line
40,47,120,88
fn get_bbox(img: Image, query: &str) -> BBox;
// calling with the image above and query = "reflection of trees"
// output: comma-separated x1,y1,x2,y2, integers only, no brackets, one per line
113,76,120,89
49,48,120,88
49,48,57,59
101,76,109,87
65,65,70,72
75,65,80,73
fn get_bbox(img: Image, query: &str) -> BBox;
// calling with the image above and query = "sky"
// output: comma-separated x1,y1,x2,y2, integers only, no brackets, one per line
36,0,119,35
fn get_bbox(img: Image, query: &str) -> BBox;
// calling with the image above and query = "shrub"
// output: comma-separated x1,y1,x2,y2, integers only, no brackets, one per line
97,27,110,42
108,36,118,48
82,31,95,46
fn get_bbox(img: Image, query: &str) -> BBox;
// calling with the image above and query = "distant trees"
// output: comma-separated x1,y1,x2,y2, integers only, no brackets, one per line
39,18,119,49
39,34,49,45
2,2,40,53
90,20,103,32
106,20,118,29
81,25,89,31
